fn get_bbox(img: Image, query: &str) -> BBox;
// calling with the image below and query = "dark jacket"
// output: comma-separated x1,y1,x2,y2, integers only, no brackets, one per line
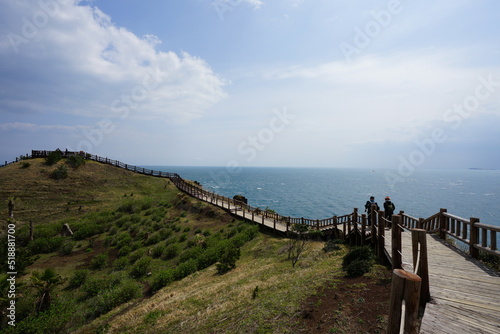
384,201,395,214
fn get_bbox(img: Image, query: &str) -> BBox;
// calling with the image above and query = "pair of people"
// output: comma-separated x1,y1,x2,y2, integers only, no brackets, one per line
364,196,396,226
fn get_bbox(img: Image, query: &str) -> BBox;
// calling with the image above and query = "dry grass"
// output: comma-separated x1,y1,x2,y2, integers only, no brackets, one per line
0,158,175,226
77,236,348,334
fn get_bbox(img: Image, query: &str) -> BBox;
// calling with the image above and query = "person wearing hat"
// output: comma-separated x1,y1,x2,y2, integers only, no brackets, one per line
383,196,396,227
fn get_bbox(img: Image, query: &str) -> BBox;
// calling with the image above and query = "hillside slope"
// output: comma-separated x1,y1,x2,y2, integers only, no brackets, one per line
0,158,390,334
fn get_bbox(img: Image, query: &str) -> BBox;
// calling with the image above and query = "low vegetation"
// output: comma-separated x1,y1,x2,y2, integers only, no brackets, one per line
0,158,390,333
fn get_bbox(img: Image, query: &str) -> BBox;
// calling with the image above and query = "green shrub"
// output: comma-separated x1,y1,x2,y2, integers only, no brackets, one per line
118,246,132,257
345,260,373,277
179,246,203,263
82,277,109,298
129,257,152,278
128,250,145,265
342,246,374,277
59,240,75,255
68,269,88,289
45,150,63,165
66,155,86,168
7,300,76,334
216,244,240,275
152,269,175,292
21,162,31,168
162,244,179,260
116,233,133,249
90,253,109,270
117,200,135,214
86,280,141,320
151,244,165,258
28,236,64,254
173,259,198,280
50,165,68,180
144,232,162,246
113,257,129,271
323,239,343,252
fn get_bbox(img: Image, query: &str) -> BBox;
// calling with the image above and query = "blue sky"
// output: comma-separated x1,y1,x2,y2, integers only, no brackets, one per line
1,0,499,169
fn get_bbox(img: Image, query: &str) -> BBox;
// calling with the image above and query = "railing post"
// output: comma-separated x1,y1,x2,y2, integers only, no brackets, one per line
418,217,424,230
412,229,430,306
470,217,480,259
361,214,366,246
439,208,447,239
387,269,422,334
392,215,402,270
316,219,320,231
377,210,385,261
371,204,377,246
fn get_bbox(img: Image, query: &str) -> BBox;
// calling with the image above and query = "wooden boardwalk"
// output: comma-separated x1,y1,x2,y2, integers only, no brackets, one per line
384,229,500,334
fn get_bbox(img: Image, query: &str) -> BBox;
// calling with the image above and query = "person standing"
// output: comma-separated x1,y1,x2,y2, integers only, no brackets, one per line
364,196,379,225
383,196,396,227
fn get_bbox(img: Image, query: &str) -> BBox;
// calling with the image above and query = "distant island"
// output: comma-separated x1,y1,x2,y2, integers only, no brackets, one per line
469,168,498,170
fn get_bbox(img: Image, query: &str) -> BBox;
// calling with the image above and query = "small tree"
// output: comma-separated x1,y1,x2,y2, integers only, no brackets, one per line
288,224,310,268
216,244,240,274
30,268,65,313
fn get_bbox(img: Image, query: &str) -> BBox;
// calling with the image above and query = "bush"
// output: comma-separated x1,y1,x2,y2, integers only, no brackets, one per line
342,246,374,277
66,155,86,168
68,269,88,289
86,280,141,320
113,257,129,271
129,257,152,278
173,259,198,280
50,165,68,180
345,260,373,277
59,240,76,255
90,253,109,270
28,236,65,254
151,244,165,258
21,162,31,168
216,244,240,275
152,269,175,292
162,244,179,260
323,239,343,253
45,150,63,165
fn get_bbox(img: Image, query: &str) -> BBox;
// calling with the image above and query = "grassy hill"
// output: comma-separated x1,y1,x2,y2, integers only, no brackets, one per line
0,157,390,334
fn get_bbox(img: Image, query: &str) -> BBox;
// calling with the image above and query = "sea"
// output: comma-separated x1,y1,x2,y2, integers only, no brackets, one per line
142,166,500,229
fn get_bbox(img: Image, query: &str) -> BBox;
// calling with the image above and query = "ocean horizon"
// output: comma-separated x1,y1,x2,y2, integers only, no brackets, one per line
141,166,500,229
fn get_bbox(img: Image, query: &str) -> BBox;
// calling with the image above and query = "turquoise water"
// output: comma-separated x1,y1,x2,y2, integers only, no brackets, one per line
143,166,500,227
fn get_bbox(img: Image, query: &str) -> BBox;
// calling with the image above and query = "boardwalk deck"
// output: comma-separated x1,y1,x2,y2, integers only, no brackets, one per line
384,229,500,334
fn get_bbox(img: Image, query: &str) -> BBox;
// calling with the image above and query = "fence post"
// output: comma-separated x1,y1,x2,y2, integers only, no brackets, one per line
371,204,377,246
387,269,422,334
412,229,430,306
377,210,385,261
392,215,402,270
361,214,366,246
470,217,480,259
439,208,447,239
420,217,426,230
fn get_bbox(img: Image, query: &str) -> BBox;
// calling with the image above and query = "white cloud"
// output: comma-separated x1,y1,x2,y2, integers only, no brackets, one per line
0,122,77,132
0,0,227,123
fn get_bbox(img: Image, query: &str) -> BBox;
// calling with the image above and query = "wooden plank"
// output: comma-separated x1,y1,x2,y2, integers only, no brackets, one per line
384,228,500,333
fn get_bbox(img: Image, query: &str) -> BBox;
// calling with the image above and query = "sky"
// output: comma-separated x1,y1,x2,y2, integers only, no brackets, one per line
1,0,499,169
